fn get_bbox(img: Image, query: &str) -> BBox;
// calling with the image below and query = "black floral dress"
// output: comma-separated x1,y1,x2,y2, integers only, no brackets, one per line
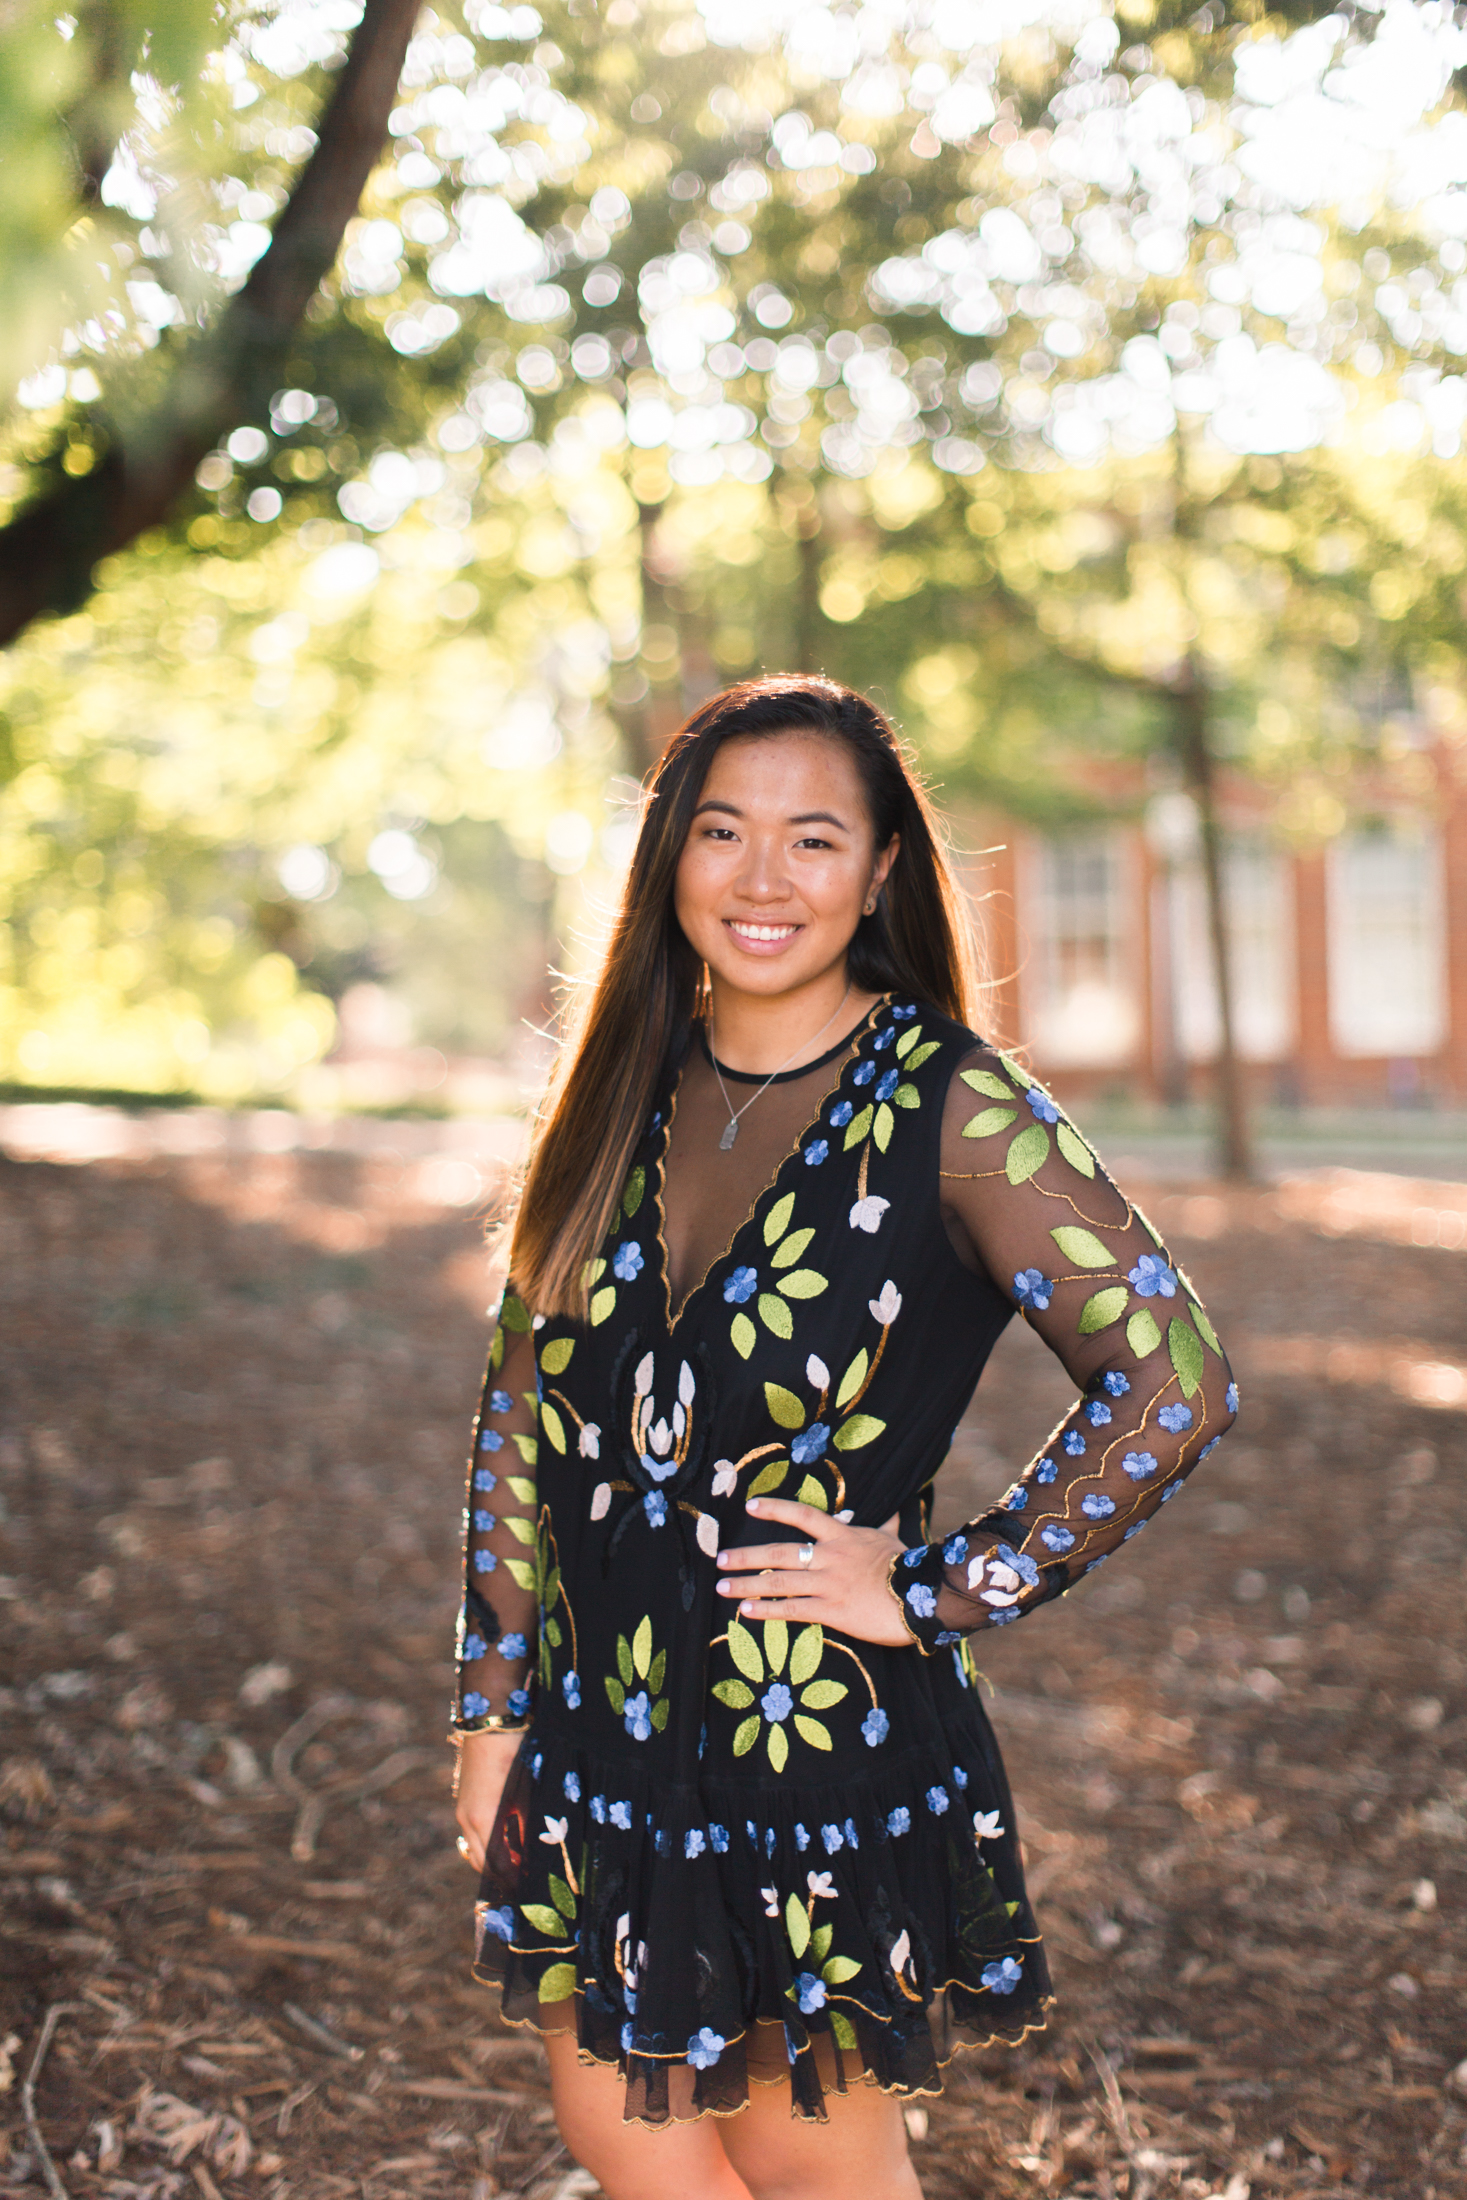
455,998,1237,2125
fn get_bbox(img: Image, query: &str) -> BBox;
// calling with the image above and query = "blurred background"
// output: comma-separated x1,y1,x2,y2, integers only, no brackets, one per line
2,2,1466,2197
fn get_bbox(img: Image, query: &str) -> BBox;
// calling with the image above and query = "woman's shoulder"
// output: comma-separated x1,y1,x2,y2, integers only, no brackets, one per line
888,998,1000,1062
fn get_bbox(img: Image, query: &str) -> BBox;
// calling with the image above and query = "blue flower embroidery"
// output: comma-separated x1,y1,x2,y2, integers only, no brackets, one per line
1084,1400,1112,1427
482,1905,514,1941
462,1691,489,1718
498,1632,528,1659
687,2026,725,2068
1198,1435,1222,1458
982,1956,1023,1995
943,1534,968,1563
894,1003,917,1018
761,1682,793,1723
1226,1380,1239,1411
610,1800,632,1830
507,1688,531,1717
490,1390,512,1413
862,1708,889,1747
902,1546,928,1569
1159,1478,1184,1502
905,1584,936,1618
473,1550,497,1574
952,1765,968,1789
685,1829,706,1859
1158,1403,1194,1433
1122,1450,1158,1480
804,1139,829,1165
710,1823,729,1852
795,1973,827,2013
472,1469,497,1492
1013,1268,1054,1311
765,1827,777,1856
1123,1520,1147,1541
853,1060,876,1086
990,1607,1020,1625
1040,1525,1075,1553
996,1543,1040,1587
844,1817,859,1848
613,1241,644,1282
479,1430,503,1453
936,1628,963,1644
590,1794,607,1823
472,1509,496,1532
1063,1430,1087,1456
887,1807,911,1836
564,1770,581,1800
821,1822,844,1853
1036,1457,1058,1483
624,1690,652,1741
926,1785,949,1815
794,1822,810,1850
723,1266,758,1304
1129,1253,1177,1298
1081,1493,1116,1519
1003,1487,1028,1510
873,1026,896,1049
829,1100,854,1127
875,1068,899,1101
1025,1088,1060,1124
621,2022,635,2053
562,1671,581,1708
462,1632,488,1662
1102,1371,1131,1397
644,1492,667,1527
791,1423,829,1466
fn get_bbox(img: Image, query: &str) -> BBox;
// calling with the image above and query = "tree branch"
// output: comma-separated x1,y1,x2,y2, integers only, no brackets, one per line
0,0,422,648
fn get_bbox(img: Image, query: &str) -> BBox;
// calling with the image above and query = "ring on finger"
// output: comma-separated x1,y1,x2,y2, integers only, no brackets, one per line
797,1543,815,1568
456,1835,472,1862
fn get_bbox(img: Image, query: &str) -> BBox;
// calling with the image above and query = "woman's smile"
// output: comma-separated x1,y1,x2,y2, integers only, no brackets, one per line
724,917,804,951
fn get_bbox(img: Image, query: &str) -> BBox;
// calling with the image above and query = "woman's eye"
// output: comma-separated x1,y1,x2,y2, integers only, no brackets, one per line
795,836,833,851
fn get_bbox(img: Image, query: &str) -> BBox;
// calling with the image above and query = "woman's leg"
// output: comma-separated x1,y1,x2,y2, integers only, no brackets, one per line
718,2072,923,2200
542,2030,755,2200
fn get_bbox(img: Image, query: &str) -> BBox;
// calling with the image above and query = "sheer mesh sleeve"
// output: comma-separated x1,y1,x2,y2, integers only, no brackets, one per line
892,1046,1239,1651
453,1289,541,1731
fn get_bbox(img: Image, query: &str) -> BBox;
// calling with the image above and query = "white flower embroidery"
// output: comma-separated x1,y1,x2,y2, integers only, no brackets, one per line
579,1422,601,1460
869,1280,902,1325
981,1587,1020,1607
634,1352,655,1398
696,1513,720,1558
711,1460,737,1499
678,1360,695,1406
850,1195,891,1234
836,1509,854,1523
806,1354,830,1391
590,1482,612,1520
760,1885,779,1917
890,1928,912,1978
672,1401,686,1439
540,1815,568,1844
973,1810,1005,1841
647,1417,672,1457
986,1561,1021,1593
806,1870,836,1900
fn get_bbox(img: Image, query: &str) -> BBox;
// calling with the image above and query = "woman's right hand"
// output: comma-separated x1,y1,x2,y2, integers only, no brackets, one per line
453,1729,525,1873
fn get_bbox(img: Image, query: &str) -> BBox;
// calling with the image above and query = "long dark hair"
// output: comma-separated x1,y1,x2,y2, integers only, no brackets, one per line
509,675,982,1318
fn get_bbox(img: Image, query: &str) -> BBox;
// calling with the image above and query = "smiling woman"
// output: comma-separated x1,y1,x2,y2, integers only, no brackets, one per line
447,677,1237,2200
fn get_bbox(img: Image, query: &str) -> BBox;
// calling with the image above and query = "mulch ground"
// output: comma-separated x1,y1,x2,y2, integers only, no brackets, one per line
1,1143,1465,2199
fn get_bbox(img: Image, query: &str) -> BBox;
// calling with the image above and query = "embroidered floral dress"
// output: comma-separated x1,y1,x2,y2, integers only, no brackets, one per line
455,998,1237,2125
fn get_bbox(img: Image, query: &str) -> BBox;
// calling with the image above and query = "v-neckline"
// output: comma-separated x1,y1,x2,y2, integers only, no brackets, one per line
652,995,890,1331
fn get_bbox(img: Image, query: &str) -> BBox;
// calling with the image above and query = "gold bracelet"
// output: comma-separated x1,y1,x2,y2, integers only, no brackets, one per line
449,1712,534,1738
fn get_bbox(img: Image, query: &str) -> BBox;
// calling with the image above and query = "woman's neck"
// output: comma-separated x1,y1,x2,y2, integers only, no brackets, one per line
704,968,881,1075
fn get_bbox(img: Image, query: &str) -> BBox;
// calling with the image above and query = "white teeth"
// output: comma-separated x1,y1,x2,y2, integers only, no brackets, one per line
729,921,797,941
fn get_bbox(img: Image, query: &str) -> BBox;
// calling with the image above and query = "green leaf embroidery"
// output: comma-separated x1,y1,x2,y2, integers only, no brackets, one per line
1077,1286,1129,1335
1049,1225,1114,1269
1005,1123,1049,1184
843,1105,873,1150
589,1286,616,1327
893,1081,920,1108
732,1715,759,1757
521,1904,568,1936
835,1349,868,1409
1189,1298,1222,1355
544,1565,561,1609
507,1476,536,1504
789,1623,823,1686
512,1433,538,1465
505,1517,537,1544
544,1616,562,1648
538,1962,577,2002
830,2010,857,2050
786,1893,811,1959
758,1293,793,1340
713,1678,754,1710
793,1715,831,1750
489,1329,504,1371
549,1875,577,1920
1006,1899,1021,1917
583,1256,607,1286
800,1679,848,1709
767,1722,788,1772
765,1382,805,1429
1056,1121,1096,1178
747,1459,788,1498
764,1619,788,1674
873,1103,894,1152
631,1616,652,1679
764,1192,796,1247
811,1923,833,1962
650,1697,669,1731
730,1312,756,1359
622,1164,645,1217
904,1042,940,1069
1169,1316,1205,1400
500,1295,531,1332
776,1269,828,1300
895,1023,923,1058
1127,1309,1162,1360
504,1558,537,1591
833,1414,885,1450
771,1227,815,1269
648,1649,666,1694
540,1403,567,1455
960,1068,1013,1099
998,1051,1034,1090
616,1634,634,1686
604,1676,625,1715
822,1955,862,1984
962,1105,1017,1140
795,1475,828,1509
727,1618,764,1684
539,1335,574,1376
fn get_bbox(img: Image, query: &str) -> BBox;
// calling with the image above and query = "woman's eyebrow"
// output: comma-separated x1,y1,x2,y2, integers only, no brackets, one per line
789,810,849,829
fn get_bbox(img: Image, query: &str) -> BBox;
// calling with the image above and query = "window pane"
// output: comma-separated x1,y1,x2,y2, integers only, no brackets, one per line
1327,822,1445,1058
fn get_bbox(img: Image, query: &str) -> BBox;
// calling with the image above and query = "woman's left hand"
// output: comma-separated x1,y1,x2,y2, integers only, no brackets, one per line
715,1496,912,1646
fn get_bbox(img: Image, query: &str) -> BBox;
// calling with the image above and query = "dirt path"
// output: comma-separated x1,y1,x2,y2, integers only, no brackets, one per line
2,1148,1464,2198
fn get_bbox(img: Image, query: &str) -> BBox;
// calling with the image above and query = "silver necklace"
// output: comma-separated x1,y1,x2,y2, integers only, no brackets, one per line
707,983,853,1151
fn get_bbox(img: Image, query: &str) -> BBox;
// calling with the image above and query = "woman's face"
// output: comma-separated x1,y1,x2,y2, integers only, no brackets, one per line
673,731,897,998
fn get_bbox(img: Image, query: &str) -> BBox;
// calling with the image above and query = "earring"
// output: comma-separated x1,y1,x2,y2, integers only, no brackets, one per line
864,898,876,914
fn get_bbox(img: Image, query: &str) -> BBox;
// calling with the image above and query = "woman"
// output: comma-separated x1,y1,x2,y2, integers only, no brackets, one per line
452,677,1236,2200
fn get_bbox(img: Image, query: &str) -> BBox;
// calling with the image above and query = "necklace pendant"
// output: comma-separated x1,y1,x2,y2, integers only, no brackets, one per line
719,1118,739,1151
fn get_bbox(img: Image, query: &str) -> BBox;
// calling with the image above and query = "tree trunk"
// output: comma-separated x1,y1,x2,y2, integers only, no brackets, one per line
795,507,822,674
1173,662,1252,1180
0,0,422,648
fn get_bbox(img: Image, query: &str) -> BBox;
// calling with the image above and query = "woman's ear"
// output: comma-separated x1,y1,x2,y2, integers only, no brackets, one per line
869,833,900,905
